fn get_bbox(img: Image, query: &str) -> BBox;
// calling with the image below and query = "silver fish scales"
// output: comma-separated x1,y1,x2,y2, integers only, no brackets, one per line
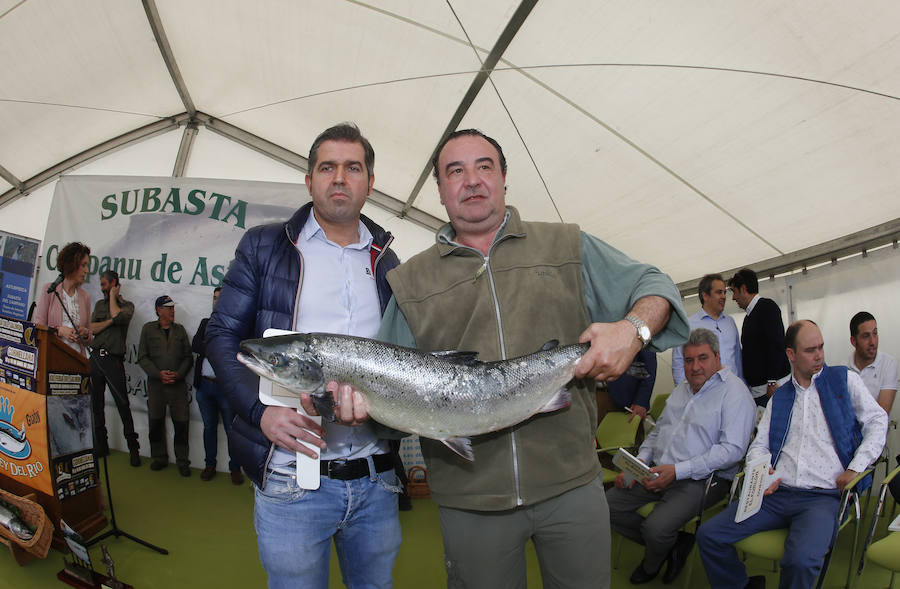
237,333,590,460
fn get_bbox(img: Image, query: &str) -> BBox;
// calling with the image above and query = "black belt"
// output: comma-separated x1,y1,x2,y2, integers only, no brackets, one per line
320,453,393,481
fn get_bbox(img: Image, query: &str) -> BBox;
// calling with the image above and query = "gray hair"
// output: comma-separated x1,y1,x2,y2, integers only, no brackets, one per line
683,328,720,355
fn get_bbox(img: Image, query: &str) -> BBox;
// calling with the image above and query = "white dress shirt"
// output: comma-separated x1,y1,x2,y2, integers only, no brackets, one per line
671,309,744,384
848,350,899,400
638,367,756,480
270,213,387,468
747,368,888,489
745,294,761,315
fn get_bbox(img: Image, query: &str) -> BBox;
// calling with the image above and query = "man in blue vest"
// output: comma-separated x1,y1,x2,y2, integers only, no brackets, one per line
696,319,887,589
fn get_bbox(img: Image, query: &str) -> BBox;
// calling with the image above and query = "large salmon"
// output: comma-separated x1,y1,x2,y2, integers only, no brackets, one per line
237,333,639,460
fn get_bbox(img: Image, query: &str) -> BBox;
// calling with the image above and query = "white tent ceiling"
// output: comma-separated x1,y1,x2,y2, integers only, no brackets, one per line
2,0,900,292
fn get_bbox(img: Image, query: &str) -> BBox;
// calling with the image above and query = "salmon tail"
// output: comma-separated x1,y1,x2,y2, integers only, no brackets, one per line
441,437,474,461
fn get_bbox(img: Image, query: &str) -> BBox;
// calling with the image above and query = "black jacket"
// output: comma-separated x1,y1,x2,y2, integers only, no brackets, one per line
741,296,791,386
204,202,399,487
192,317,210,389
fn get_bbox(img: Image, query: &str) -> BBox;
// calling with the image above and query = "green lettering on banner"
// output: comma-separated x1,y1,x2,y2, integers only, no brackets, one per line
121,190,139,215
184,189,205,215
167,261,182,284
141,187,162,212
211,262,227,286
150,253,169,282
95,186,250,228
150,253,183,284
100,194,117,220
191,257,209,286
97,256,143,280
207,192,230,221
86,255,99,282
45,244,58,270
220,200,247,229
161,187,182,213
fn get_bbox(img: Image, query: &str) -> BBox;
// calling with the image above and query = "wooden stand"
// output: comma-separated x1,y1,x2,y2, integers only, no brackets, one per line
57,568,134,589
0,325,106,551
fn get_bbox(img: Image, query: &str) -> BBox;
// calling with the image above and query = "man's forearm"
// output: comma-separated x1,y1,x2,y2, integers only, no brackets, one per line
90,318,112,334
878,390,896,415
628,296,671,336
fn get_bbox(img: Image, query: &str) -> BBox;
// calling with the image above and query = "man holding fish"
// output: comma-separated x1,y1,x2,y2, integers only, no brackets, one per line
206,123,402,589
375,129,689,588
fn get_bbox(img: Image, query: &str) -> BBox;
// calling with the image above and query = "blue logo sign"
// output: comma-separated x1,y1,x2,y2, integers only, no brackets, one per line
0,396,31,460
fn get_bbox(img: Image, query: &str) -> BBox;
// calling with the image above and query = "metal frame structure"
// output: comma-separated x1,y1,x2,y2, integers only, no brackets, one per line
0,0,896,286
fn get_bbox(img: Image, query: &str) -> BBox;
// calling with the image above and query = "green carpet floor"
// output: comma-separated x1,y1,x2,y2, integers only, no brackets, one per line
2,450,897,587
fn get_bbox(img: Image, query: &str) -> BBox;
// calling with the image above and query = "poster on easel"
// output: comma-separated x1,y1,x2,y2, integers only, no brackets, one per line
0,231,41,321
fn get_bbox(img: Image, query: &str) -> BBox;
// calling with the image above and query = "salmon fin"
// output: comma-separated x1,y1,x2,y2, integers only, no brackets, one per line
311,391,337,422
539,339,560,352
538,388,571,413
429,350,481,367
442,437,474,461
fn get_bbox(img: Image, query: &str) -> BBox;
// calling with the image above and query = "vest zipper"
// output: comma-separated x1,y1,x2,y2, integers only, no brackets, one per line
483,236,525,506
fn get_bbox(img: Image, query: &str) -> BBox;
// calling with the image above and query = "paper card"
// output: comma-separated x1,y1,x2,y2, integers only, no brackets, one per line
612,448,658,485
259,328,321,490
735,453,778,523
889,511,900,532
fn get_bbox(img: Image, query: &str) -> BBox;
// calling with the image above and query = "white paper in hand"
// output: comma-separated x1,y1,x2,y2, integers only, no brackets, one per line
258,328,322,490
735,453,779,523
612,448,659,484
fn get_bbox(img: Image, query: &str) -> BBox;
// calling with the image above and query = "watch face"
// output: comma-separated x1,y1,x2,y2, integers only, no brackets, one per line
638,325,651,343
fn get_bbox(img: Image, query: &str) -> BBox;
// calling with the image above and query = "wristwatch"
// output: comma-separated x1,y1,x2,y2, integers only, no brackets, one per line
625,314,651,348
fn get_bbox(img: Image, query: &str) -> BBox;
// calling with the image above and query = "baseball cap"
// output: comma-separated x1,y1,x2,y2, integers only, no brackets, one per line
155,295,175,308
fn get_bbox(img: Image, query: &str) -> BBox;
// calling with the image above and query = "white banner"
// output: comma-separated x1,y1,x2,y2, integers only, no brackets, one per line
39,175,302,465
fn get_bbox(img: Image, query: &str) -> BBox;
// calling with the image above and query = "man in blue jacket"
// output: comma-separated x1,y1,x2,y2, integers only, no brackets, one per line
205,123,402,589
697,320,887,589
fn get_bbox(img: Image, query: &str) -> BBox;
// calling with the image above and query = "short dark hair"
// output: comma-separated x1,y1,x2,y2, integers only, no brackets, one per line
785,319,818,350
57,242,91,277
431,129,507,184
727,268,759,294
308,123,374,180
850,311,876,337
214,286,223,294
698,273,724,306
100,270,119,285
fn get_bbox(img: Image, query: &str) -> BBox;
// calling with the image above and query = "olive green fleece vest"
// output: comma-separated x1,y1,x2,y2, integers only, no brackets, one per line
387,207,602,511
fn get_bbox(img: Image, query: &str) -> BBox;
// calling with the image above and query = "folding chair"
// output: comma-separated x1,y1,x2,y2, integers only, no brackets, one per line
648,393,669,422
856,464,900,588
733,467,873,589
595,412,641,484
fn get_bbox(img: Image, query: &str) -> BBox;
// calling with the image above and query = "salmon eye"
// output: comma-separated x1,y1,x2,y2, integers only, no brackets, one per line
269,353,285,366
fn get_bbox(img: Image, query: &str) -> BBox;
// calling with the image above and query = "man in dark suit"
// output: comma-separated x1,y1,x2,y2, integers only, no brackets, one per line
728,268,791,406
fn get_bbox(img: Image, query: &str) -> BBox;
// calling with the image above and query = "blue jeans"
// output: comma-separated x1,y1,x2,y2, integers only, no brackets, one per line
697,486,840,589
254,463,402,589
195,378,238,470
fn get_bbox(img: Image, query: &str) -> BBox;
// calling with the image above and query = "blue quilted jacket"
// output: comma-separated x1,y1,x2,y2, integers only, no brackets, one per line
205,202,399,487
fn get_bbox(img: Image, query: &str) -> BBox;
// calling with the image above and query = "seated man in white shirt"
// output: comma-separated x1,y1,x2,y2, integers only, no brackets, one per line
606,328,756,585
848,311,898,415
697,319,888,589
